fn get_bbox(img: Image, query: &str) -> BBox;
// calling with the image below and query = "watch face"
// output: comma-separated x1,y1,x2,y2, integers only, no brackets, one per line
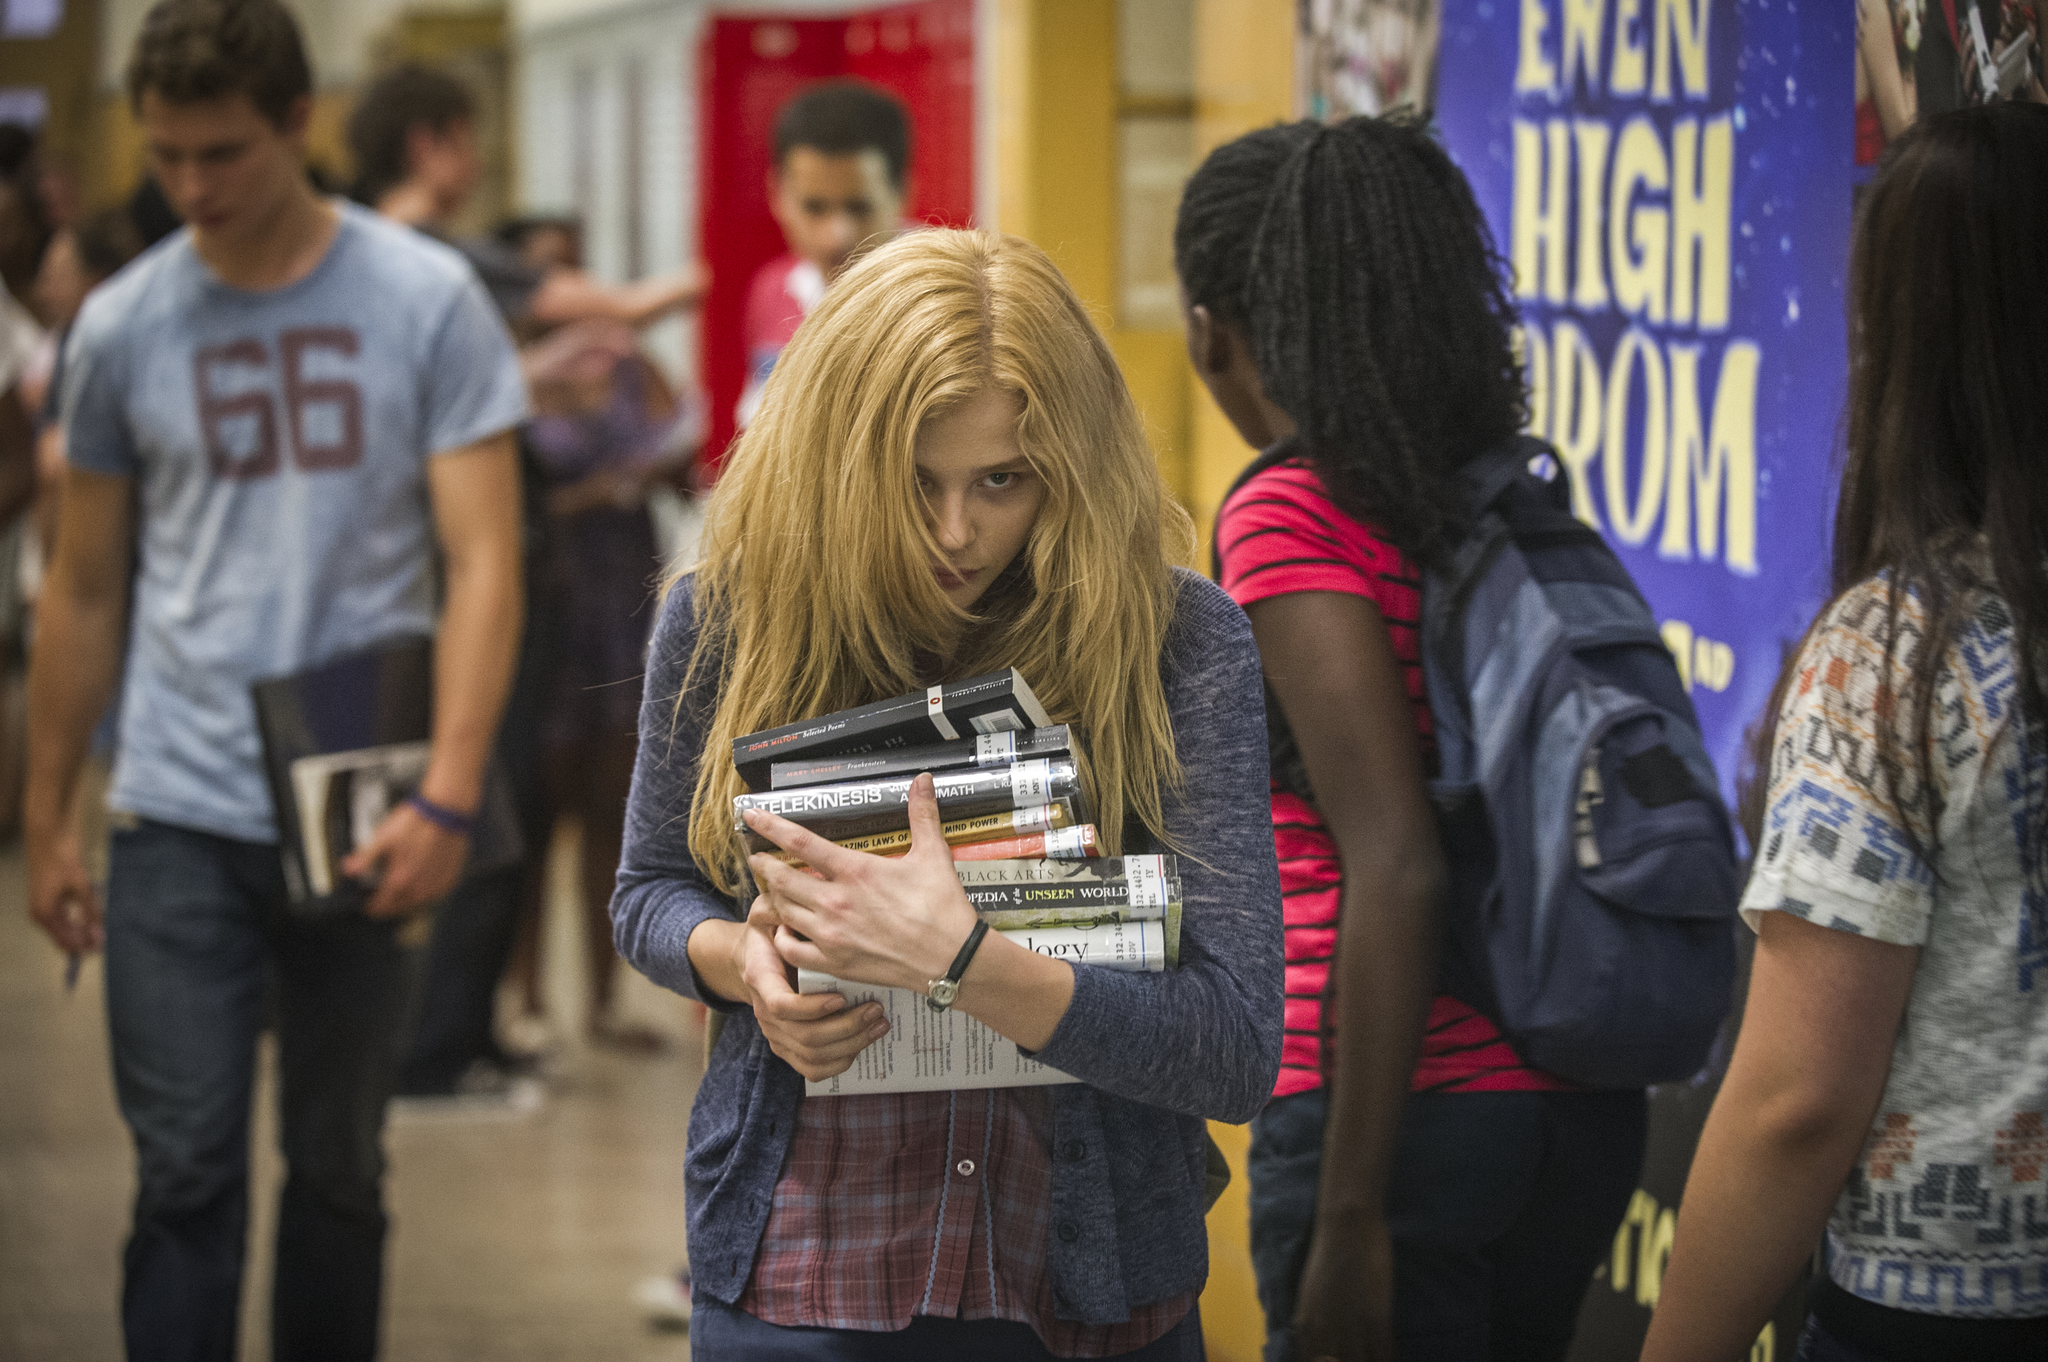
927,979,960,1009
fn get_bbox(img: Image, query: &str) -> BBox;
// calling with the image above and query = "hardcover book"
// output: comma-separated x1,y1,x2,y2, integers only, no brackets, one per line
731,669,1052,791
733,757,1079,851
774,800,1077,864
770,725,1071,790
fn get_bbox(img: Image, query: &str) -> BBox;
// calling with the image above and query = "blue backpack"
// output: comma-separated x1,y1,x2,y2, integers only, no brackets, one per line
1423,437,1738,1087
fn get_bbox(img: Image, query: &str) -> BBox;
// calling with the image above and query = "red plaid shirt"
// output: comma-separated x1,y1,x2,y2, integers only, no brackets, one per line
737,1086,1195,1355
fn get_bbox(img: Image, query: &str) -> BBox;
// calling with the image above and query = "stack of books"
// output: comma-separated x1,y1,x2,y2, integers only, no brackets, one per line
730,669,1183,1096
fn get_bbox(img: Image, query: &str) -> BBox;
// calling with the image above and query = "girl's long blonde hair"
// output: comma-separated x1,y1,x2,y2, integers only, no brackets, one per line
676,228,1195,895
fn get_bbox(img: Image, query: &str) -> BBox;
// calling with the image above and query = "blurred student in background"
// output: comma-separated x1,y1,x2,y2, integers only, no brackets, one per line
25,5,526,1356
353,66,705,1088
1643,103,2048,1362
1181,117,1646,1361
500,212,698,1052
735,79,909,432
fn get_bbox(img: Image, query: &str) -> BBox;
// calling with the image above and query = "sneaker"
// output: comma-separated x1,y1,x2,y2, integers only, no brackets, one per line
388,1058,544,1123
634,1267,692,1331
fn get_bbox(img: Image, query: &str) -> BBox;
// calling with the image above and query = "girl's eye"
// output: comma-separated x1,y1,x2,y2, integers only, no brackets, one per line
983,471,1017,489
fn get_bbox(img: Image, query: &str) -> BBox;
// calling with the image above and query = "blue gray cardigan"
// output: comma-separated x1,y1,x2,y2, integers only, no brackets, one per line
611,566,1284,1325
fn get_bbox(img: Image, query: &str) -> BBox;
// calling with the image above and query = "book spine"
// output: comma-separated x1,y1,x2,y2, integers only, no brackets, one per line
772,800,1075,865
944,823,1099,862
769,725,1071,790
736,758,1079,851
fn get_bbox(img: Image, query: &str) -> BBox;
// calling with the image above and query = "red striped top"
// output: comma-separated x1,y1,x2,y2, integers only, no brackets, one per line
1216,459,1569,1098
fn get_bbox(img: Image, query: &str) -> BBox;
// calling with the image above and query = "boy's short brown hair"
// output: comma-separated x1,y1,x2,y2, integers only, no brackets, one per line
126,0,313,128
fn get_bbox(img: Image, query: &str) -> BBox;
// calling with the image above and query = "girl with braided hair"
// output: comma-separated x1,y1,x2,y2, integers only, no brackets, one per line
1179,116,1648,1361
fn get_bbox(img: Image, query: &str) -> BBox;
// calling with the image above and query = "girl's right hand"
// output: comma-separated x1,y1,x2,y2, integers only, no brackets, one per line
729,902,892,1081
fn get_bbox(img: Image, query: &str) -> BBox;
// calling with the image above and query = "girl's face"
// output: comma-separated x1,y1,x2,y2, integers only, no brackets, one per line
913,387,1045,610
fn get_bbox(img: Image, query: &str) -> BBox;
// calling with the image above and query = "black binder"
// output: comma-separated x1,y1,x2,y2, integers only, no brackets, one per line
251,636,522,913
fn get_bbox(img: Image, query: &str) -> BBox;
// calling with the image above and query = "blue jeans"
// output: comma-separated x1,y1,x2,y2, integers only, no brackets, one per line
105,818,416,1362
1249,1087,1647,1362
689,1297,1205,1360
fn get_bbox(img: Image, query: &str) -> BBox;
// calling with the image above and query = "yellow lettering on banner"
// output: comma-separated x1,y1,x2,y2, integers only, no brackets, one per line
1550,320,1604,528
1609,117,1670,323
1671,115,1734,329
1661,341,1758,571
1637,1203,1677,1306
1512,120,1572,303
1659,619,1735,691
1561,0,1607,94
1603,328,1666,546
1517,0,1560,95
1662,343,1706,560
1653,0,1711,100
1610,0,1649,94
1610,1188,1657,1293
1572,121,1613,310
1705,341,1760,572
1518,325,1552,442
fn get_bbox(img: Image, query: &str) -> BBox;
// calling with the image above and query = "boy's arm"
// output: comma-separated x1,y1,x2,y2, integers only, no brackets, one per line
529,264,709,329
341,430,524,917
25,467,136,954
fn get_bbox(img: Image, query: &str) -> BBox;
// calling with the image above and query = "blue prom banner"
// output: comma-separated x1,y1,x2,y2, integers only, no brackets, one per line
1434,0,1857,817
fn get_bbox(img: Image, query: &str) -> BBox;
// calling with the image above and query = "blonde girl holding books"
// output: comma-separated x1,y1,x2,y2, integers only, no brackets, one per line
612,229,1283,1361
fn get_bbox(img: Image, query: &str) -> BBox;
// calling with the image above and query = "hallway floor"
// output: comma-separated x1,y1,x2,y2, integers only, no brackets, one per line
0,827,703,1362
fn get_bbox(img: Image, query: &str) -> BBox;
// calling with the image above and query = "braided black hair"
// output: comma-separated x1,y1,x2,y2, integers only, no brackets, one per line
1174,115,1526,568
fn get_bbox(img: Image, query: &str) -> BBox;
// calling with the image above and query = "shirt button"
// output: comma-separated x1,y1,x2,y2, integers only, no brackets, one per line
955,1159,976,1177
1062,1139,1087,1162
1057,1220,1079,1243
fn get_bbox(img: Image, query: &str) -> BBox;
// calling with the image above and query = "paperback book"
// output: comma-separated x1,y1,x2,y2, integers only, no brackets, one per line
796,919,1167,1097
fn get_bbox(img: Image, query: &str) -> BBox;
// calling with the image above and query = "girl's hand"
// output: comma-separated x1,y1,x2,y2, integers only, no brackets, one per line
745,773,980,996
729,900,891,1081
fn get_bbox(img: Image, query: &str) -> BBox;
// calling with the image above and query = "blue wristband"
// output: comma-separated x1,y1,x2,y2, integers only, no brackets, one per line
406,792,476,837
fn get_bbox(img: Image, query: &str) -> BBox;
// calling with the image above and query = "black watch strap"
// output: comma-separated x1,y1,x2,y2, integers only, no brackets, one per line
925,920,990,1012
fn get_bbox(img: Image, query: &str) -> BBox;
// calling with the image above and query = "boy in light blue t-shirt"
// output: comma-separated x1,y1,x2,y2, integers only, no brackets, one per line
23,2,526,1356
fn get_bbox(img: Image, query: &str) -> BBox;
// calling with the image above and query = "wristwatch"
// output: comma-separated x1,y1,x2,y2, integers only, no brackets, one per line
926,920,991,1012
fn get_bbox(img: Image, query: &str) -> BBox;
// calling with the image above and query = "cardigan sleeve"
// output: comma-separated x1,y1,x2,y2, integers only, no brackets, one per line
609,574,747,1008
1029,570,1285,1123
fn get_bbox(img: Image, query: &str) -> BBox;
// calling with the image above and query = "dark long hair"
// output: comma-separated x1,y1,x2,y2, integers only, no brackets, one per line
1172,115,1526,568
1747,102,2048,884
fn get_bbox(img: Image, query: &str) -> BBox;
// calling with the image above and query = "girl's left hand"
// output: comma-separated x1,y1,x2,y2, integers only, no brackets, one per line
745,773,982,996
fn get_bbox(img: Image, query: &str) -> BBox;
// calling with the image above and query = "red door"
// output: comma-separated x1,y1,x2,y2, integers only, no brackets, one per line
696,0,977,473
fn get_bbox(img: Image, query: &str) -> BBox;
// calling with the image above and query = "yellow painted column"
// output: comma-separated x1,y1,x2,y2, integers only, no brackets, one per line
1186,0,1295,543
1187,13,1294,1362
992,8,1290,1357
993,0,1193,522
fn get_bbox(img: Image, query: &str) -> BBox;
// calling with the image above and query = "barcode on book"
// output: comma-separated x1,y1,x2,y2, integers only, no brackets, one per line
1013,804,1055,832
975,731,1018,764
1009,759,1053,807
1043,825,1090,858
1126,856,1168,908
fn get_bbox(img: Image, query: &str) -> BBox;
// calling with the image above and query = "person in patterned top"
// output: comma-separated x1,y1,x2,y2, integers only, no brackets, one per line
1644,104,2048,1362
1177,116,1650,1362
